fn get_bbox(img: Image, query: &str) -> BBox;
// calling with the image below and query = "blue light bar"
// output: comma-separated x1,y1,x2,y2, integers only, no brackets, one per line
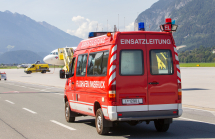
89,32,94,38
138,22,145,31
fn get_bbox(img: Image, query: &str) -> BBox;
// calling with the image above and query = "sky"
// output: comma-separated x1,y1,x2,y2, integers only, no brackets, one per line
0,0,158,39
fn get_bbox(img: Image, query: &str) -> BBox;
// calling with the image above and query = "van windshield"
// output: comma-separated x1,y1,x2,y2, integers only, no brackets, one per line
150,49,173,75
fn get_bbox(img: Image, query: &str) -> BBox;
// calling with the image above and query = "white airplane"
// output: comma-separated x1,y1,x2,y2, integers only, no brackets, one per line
43,47,76,66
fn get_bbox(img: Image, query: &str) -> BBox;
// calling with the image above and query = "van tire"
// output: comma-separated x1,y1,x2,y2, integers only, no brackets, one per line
41,70,46,74
154,119,170,132
95,108,110,135
27,71,31,74
65,101,75,122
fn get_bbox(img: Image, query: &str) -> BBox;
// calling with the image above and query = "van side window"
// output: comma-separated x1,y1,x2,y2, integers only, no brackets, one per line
87,51,109,76
150,49,173,75
101,52,109,74
120,50,143,75
76,55,87,76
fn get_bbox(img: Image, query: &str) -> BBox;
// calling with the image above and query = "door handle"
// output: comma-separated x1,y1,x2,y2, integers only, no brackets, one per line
72,82,74,84
148,82,159,85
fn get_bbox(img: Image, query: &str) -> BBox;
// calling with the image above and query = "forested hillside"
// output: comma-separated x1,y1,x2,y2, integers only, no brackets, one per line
179,46,215,63
135,0,215,52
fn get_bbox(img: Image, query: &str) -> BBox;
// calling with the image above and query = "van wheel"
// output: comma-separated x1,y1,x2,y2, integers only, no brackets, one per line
65,101,75,122
154,119,170,132
41,70,46,74
95,108,110,135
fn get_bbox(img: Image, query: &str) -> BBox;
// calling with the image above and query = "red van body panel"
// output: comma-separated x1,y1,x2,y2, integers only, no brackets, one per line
145,35,178,106
116,34,148,111
64,31,182,121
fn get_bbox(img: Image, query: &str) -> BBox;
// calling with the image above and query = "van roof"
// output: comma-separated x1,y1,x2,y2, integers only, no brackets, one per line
75,31,174,52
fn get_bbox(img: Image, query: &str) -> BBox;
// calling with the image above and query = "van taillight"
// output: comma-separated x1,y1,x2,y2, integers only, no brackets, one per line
178,83,182,102
109,85,116,101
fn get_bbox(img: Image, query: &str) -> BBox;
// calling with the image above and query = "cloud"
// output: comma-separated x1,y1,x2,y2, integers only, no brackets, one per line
67,16,135,39
125,22,134,31
72,16,88,26
6,45,15,51
67,16,112,39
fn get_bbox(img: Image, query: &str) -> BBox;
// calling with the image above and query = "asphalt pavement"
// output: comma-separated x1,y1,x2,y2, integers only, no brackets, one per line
0,68,215,138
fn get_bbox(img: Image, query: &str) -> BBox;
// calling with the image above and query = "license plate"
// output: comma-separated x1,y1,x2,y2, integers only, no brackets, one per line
122,99,143,105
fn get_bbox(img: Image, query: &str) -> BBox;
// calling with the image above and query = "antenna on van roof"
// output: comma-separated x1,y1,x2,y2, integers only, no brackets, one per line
118,14,119,31
124,17,125,31
107,20,108,31
114,25,117,32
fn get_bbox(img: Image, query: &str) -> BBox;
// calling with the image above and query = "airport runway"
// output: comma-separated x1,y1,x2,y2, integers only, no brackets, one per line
0,68,215,138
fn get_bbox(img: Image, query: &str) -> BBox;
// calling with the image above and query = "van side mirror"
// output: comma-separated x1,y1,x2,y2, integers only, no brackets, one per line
60,70,65,79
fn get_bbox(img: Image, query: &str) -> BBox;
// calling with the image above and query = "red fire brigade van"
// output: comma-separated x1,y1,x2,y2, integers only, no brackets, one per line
61,18,182,135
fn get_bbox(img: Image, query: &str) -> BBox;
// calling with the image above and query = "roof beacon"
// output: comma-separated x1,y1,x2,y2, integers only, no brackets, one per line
165,18,172,23
160,18,178,32
138,22,145,31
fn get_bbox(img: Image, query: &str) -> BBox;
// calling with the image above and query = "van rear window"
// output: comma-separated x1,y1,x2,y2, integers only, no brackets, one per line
150,49,173,75
87,51,109,76
120,50,143,76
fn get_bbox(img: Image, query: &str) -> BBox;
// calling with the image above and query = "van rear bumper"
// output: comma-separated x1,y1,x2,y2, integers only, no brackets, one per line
117,110,179,121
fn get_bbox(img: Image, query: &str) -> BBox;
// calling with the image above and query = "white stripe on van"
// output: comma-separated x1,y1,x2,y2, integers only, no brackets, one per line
149,104,178,111
176,64,180,70
109,71,116,84
70,102,94,114
110,53,116,64
109,45,117,86
109,65,116,75
111,45,117,54
173,47,177,53
177,71,181,79
112,81,116,85
175,54,179,61
117,105,148,112
117,104,178,112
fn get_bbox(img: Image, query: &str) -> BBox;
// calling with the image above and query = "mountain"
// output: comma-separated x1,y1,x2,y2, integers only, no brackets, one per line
0,10,82,54
135,0,215,52
0,50,43,64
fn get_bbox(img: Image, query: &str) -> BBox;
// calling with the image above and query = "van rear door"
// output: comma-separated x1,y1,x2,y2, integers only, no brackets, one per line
146,35,178,111
116,35,148,111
